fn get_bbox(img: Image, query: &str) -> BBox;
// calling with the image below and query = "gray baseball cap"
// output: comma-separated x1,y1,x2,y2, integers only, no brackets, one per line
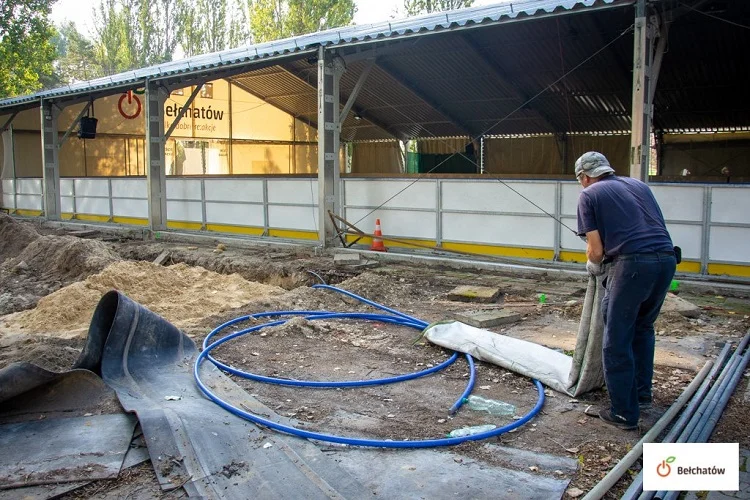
575,151,615,179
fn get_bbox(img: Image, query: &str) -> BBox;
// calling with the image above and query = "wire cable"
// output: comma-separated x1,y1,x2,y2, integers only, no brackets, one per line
347,24,635,234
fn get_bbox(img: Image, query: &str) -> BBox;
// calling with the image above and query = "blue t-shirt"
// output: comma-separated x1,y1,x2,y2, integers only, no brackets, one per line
577,175,673,258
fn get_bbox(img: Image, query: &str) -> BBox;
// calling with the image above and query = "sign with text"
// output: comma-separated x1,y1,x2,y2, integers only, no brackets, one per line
644,443,739,492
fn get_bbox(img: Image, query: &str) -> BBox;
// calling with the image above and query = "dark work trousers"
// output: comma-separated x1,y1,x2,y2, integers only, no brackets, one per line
601,252,676,424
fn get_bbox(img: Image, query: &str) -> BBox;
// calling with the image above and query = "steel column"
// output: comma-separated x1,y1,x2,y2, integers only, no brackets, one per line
145,80,168,231
317,47,344,247
629,0,652,182
40,101,61,220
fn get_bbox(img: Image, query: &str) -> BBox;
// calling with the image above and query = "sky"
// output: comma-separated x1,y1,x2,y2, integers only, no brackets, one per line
51,0,499,39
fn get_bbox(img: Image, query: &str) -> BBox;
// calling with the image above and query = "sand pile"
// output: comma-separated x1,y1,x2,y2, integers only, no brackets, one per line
2,235,121,282
0,261,288,334
0,213,40,264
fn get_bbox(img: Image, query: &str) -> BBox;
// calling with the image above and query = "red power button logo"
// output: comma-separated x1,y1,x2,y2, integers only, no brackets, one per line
657,456,676,477
118,90,142,119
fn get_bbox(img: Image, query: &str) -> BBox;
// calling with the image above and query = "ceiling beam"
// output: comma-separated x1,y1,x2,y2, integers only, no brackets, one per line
458,33,563,133
375,58,477,138
276,62,406,140
229,78,318,131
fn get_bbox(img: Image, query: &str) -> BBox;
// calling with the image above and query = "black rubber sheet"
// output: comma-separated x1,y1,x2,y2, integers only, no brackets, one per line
0,413,136,489
76,290,372,498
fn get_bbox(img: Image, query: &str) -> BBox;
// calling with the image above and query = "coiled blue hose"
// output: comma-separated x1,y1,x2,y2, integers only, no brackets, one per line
194,285,545,448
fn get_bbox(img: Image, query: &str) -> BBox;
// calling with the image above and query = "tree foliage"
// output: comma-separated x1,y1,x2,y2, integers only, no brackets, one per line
55,21,103,83
177,0,250,58
249,0,356,44
403,0,474,16
0,0,57,98
91,0,180,74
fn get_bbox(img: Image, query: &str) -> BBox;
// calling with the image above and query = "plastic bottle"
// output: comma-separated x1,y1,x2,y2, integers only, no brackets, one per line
464,395,516,416
447,424,497,438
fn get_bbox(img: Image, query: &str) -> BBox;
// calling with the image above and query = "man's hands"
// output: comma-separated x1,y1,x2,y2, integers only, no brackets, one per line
586,260,606,276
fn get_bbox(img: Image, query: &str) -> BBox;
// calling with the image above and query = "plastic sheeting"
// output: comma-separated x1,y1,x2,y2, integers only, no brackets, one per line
425,274,605,396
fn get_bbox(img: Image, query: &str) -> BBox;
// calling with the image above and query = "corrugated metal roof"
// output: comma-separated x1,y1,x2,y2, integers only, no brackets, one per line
0,0,624,111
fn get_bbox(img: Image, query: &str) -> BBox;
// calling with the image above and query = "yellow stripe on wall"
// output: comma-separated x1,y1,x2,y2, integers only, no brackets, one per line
167,221,203,231
677,261,701,274
206,224,264,236
268,228,318,240
559,251,587,263
14,209,44,217
113,216,149,226
442,242,554,260
708,263,750,278
75,214,111,222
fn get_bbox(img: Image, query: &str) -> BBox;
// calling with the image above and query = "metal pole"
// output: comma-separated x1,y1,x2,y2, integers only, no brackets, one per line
581,360,714,500
623,343,732,500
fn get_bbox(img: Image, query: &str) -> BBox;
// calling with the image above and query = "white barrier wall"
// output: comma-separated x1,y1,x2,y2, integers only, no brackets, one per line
2,177,749,275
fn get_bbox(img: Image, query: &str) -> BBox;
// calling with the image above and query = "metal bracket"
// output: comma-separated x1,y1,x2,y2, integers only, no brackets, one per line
165,84,203,140
1,111,18,133
59,101,92,148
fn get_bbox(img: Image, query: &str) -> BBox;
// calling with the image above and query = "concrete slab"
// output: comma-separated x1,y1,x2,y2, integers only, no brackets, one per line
152,250,170,266
447,285,501,303
333,253,361,265
662,293,702,318
454,309,521,328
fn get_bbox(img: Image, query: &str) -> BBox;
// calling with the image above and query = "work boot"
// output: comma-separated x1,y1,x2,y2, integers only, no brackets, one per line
598,409,638,430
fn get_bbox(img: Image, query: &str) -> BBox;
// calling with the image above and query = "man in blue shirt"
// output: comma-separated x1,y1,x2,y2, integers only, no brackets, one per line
575,151,676,430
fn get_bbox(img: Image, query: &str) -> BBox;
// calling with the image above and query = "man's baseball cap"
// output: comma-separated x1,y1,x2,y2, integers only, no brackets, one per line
575,151,615,179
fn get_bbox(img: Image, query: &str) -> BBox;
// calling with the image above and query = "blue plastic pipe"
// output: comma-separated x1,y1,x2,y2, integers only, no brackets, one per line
194,285,546,448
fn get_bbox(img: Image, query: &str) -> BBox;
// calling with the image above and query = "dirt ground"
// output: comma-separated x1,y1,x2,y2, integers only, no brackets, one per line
1,213,748,499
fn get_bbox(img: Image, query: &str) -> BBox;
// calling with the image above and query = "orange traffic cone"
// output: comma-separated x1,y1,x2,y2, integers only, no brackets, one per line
370,218,387,252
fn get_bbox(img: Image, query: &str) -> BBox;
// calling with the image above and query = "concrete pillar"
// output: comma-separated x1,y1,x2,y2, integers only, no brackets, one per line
629,0,652,181
145,80,168,231
317,47,345,246
40,101,61,220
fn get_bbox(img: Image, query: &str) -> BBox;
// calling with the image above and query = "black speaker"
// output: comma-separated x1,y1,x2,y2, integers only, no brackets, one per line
78,117,98,139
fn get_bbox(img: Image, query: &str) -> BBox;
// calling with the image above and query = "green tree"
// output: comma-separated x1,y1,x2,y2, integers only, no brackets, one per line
92,0,128,74
177,0,249,57
55,21,103,83
228,0,250,49
403,0,473,16
249,0,356,44
92,0,179,75
0,0,57,98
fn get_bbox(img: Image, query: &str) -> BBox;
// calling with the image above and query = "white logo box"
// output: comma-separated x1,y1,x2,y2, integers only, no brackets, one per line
644,443,739,492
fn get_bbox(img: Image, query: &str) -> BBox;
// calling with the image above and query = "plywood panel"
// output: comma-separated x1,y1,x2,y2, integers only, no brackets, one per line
345,179,436,210
268,179,318,205
268,205,317,231
76,197,110,216
651,185,704,222
167,200,203,222
709,226,750,263
710,187,750,224
443,212,554,248
205,179,263,203
113,198,148,218
111,179,148,199
441,181,555,214
74,179,109,197
344,208,436,239
167,179,202,201
666,223,702,260
206,202,264,227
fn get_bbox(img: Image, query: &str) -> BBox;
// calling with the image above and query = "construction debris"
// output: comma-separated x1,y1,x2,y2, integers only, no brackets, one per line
447,285,501,303
453,309,521,328
661,293,702,318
